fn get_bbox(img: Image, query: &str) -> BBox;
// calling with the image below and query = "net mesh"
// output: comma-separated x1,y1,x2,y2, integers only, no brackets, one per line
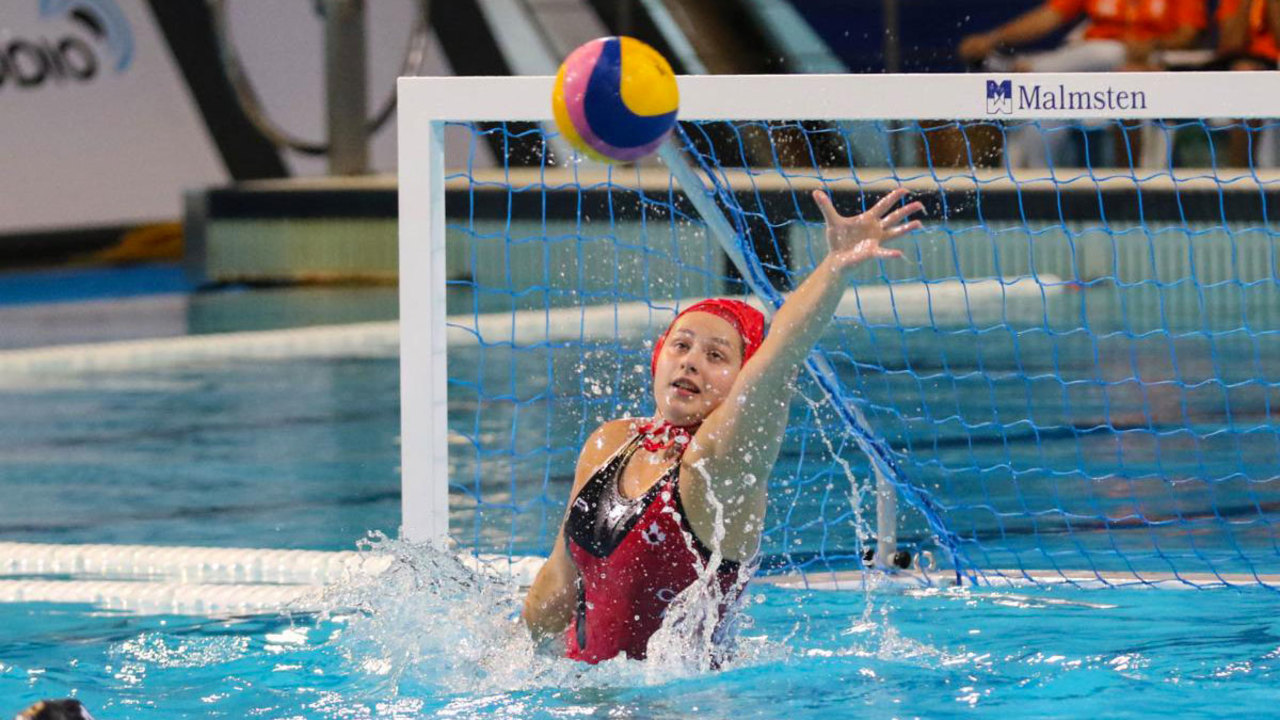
443,116,1280,589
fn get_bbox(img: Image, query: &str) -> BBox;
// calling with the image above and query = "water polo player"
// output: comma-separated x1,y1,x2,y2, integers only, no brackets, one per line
523,188,924,662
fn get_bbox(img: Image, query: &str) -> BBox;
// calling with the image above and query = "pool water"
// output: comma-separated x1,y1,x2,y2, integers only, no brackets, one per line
3,279,1280,718
0,356,401,549
6,282,1275,575
3,538,1278,718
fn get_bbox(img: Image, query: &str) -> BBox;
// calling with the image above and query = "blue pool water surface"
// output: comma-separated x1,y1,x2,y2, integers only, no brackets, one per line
2,280,1280,717
0,356,401,549
2,560,1279,718
2,346,1278,718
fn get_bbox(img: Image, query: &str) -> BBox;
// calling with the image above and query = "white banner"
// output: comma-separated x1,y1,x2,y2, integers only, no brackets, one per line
401,71,1280,121
0,0,227,234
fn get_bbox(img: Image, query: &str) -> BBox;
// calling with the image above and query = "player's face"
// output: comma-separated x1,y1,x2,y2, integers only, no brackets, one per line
653,312,744,426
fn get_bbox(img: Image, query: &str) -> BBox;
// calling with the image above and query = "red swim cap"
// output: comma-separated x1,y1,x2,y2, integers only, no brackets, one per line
650,298,766,376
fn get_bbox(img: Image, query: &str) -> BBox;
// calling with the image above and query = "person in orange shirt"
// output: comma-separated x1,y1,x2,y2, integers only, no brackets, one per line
1217,0,1280,69
959,0,1207,167
1215,0,1280,165
960,0,1208,73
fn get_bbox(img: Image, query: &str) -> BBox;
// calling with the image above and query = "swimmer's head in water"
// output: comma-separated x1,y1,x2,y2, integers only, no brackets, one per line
650,299,766,427
15,699,95,720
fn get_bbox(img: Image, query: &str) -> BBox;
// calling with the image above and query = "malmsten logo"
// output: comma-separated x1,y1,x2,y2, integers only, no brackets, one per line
986,79,1148,114
0,0,134,91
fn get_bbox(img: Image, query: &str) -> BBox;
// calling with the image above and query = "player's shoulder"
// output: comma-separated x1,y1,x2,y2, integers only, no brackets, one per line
577,418,637,469
584,417,635,451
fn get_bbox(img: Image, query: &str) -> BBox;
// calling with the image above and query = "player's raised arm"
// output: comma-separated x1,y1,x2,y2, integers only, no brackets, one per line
679,188,924,560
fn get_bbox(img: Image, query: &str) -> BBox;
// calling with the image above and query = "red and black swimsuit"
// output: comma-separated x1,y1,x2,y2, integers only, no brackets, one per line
563,434,747,663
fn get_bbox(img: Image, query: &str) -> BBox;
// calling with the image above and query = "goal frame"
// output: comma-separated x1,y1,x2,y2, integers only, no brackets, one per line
397,70,1280,545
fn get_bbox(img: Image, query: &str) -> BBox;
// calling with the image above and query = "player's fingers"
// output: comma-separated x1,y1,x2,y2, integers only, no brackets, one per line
812,189,841,225
869,187,909,218
881,201,925,227
884,220,923,240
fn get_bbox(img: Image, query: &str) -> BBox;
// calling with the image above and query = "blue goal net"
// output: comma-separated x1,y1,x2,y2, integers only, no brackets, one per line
436,107,1280,590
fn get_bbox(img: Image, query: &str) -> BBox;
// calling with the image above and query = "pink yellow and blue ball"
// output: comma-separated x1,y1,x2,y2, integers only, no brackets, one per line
552,36,679,163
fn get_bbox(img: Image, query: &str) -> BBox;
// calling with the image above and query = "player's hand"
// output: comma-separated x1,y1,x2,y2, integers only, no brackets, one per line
812,188,923,274
959,33,997,62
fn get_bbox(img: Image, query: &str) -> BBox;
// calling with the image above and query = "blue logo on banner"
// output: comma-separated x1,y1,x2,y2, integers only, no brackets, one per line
986,79,1013,115
40,0,133,72
983,78,1151,114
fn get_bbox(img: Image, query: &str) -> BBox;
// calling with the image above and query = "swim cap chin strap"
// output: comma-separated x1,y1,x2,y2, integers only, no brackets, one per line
636,417,698,454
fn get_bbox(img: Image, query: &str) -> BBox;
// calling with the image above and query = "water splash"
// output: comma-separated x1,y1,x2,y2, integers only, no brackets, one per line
646,458,743,676
312,532,784,699
314,533,585,695
645,456,799,678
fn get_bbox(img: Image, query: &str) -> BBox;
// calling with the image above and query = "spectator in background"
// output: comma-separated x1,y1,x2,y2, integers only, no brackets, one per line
1216,0,1280,165
959,0,1207,167
1217,0,1279,68
959,0,1208,73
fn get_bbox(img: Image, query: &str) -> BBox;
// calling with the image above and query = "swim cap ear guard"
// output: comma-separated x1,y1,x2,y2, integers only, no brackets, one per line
650,298,766,376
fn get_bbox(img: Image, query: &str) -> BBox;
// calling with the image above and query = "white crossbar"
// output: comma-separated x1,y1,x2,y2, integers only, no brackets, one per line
399,72,1280,122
